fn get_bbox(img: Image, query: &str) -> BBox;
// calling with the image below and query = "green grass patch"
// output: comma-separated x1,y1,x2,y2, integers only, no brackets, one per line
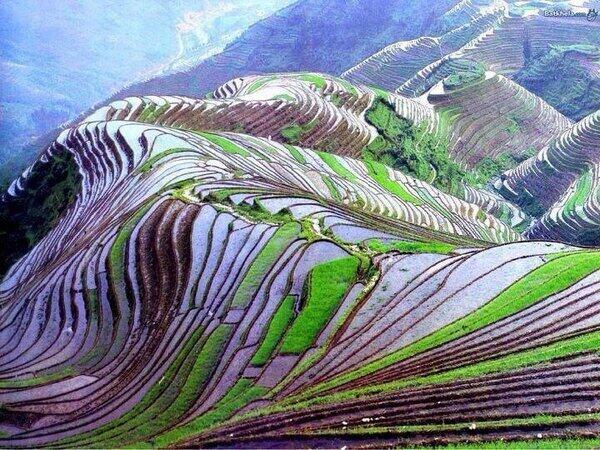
246,76,276,94
284,144,306,164
318,151,357,181
280,123,303,142
137,104,156,122
298,73,327,90
109,201,156,287
280,119,318,145
86,288,99,323
362,99,469,196
54,325,206,447
144,378,267,448
366,239,455,255
504,116,520,134
364,159,423,205
137,148,190,173
197,132,250,157
231,222,301,308
84,325,232,447
329,92,343,106
564,169,592,214
226,199,294,225
370,86,391,101
442,59,485,91
279,256,359,354
273,93,295,102
251,295,296,366
437,435,600,449
0,366,76,389
338,79,358,95
205,188,246,203
322,175,342,201
138,103,169,123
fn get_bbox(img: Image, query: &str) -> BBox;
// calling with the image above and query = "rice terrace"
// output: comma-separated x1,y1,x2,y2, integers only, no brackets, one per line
1,0,600,448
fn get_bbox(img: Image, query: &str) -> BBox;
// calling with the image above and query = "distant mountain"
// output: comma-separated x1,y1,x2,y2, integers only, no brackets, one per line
513,44,600,121
0,0,291,184
342,0,600,116
102,0,462,100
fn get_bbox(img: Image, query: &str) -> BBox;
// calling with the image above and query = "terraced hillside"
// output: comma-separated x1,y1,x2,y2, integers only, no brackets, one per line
77,72,537,230
7,0,473,188
342,0,507,91
83,73,434,160
425,71,571,167
343,0,600,120
513,44,600,121
88,71,570,175
2,1,600,445
2,77,600,447
498,110,600,245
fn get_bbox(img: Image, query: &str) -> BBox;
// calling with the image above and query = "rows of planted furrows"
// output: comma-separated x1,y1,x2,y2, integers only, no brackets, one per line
86,73,391,159
402,11,600,97
1,100,599,448
498,110,600,245
425,72,572,167
86,69,570,180
462,183,528,230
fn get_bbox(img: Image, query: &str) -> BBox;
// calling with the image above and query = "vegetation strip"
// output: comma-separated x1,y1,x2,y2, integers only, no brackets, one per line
318,151,357,181
231,221,301,308
142,378,268,448
279,256,360,354
364,159,423,205
258,329,600,416
54,325,207,447
198,132,250,156
85,325,232,447
251,295,296,366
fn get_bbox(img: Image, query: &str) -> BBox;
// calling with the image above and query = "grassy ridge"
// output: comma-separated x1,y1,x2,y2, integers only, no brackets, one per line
281,329,600,412
145,378,267,448
54,325,207,447
83,325,232,448
364,159,423,205
198,132,250,157
366,239,455,255
318,151,357,181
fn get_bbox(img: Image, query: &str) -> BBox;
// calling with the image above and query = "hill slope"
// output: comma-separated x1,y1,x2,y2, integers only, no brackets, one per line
343,0,600,119
0,0,465,186
498,110,600,244
76,72,539,229
3,99,600,448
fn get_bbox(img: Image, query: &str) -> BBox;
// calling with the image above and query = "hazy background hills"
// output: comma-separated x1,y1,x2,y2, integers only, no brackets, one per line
0,0,292,181
0,0,464,186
